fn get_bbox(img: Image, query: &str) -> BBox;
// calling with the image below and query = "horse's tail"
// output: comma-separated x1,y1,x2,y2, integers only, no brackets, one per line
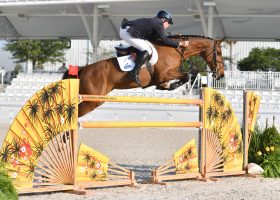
62,67,81,79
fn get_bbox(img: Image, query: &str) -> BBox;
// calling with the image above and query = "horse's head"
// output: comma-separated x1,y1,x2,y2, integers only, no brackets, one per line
171,35,225,80
203,39,225,80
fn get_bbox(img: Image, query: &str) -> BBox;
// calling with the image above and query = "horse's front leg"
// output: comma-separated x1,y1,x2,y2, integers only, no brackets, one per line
156,70,189,90
169,73,189,90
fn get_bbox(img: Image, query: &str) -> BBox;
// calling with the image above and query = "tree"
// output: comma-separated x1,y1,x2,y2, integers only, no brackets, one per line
86,46,115,64
4,40,70,70
224,40,237,70
183,56,207,74
14,63,23,75
238,47,280,71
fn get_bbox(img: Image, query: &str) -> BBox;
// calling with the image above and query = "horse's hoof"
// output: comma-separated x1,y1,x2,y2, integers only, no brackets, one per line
155,86,168,90
169,81,183,90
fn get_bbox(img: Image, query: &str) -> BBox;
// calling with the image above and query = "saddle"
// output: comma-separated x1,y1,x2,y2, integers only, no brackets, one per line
115,45,153,82
115,45,139,57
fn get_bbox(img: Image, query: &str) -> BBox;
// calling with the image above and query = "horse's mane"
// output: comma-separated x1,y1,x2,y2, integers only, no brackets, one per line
167,34,214,40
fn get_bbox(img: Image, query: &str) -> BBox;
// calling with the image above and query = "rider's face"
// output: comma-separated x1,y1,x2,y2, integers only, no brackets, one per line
163,21,169,29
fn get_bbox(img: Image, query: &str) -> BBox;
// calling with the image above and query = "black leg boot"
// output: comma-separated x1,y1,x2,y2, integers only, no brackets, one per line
129,50,149,85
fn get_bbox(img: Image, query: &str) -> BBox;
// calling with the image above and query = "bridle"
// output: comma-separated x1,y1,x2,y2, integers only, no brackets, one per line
172,35,224,77
204,40,224,77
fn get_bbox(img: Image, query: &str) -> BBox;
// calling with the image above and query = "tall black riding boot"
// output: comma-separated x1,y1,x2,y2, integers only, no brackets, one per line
129,50,149,85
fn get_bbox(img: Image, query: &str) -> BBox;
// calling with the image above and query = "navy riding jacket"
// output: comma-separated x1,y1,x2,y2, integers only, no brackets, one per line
124,17,179,48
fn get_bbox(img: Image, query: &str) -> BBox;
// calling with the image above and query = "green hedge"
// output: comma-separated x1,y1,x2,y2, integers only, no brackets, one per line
0,162,18,200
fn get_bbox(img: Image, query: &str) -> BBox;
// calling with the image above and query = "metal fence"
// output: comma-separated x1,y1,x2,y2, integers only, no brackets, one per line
208,71,280,91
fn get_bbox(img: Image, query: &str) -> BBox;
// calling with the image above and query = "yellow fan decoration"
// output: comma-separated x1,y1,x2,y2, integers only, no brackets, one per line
77,143,109,182
0,79,79,189
247,91,260,133
174,139,199,174
204,88,243,171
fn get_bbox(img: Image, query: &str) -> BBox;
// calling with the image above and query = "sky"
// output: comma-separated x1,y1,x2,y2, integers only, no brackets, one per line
0,40,16,71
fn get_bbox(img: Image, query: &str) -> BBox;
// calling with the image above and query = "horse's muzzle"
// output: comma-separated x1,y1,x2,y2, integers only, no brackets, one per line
212,72,224,80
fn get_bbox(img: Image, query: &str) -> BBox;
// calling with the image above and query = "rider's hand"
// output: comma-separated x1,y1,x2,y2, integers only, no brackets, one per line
179,41,189,48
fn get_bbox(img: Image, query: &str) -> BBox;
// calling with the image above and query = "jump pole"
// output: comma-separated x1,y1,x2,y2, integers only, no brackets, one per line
79,94,203,106
80,121,203,128
79,94,204,129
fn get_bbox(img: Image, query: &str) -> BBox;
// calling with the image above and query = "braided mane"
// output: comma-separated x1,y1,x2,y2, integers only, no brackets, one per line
168,34,214,40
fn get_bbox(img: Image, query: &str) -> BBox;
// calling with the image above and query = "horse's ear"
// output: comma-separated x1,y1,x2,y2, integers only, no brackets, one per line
217,37,226,44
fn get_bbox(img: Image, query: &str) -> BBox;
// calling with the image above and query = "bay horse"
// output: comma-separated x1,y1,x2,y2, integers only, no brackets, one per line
62,35,225,117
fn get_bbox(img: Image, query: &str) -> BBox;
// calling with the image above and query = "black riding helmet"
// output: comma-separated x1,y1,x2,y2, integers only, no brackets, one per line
157,10,173,24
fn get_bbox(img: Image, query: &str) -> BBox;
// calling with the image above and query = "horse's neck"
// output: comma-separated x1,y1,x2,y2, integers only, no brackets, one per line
189,38,213,56
154,44,181,65
154,44,180,58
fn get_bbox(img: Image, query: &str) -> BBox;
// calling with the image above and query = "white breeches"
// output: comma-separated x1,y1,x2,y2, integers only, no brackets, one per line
119,27,158,65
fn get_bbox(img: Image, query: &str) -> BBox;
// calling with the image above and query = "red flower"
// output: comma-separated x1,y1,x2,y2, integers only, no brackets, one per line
19,138,32,159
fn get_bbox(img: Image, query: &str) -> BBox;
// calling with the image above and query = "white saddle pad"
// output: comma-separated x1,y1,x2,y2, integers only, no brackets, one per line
117,55,135,72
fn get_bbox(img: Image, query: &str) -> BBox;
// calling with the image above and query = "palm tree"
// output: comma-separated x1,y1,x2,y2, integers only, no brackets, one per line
187,147,194,156
252,96,257,105
82,152,92,167
220,106,233,128
0,144,12,163
33,141,45,159
48,82,63,103
236,141,243,155
44,122,63,149
212,124,221,138
249,95,258,120
212,107,219,122
225,106,232,119
43,107,54,122
221,141,227,151
223,153,230,163
211,91,222,107
39,88,53,106
206,105,214,123
214,94,225,109
90,171,97,180
43,125,56,142
65,102,77,125
26,160,36,179
11,139,21,158
183,147,194,160
26,99,41,122
89,160,97,169
55,102,66,116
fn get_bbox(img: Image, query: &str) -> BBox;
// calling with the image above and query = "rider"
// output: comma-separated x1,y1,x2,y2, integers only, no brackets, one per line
119,10,189,85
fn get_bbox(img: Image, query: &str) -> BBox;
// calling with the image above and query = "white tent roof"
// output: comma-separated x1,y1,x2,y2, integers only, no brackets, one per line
0,0,280,42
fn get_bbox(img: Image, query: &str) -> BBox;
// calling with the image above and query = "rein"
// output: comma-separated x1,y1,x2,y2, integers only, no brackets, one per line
171,35,190,72
175,47,186,72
